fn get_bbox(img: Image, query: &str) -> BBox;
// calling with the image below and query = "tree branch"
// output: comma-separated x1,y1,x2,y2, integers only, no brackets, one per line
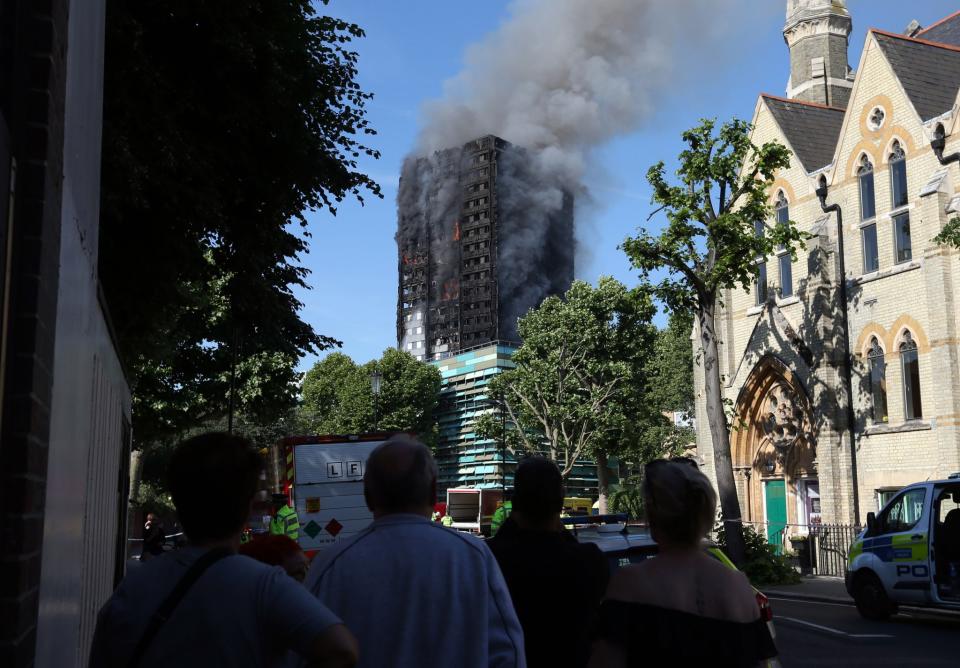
646,204,668,222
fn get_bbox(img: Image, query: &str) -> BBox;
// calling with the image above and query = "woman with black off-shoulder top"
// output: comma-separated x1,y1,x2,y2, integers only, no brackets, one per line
589,459,778,668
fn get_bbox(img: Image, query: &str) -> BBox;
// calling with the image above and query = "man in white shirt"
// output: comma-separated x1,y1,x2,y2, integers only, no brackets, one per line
304,435,526,668
90,432,357,668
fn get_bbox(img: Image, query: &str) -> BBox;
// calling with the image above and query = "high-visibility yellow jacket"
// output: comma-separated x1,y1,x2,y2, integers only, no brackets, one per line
491,501,512,536
270,504,300,540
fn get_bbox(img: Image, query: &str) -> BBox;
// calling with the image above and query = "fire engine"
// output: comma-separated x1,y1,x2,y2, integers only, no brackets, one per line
274,434,391,555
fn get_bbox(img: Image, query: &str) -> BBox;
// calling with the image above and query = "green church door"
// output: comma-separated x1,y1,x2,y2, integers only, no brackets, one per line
764,479,787,554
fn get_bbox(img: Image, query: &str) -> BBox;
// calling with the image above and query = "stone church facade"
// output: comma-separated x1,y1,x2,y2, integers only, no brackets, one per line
694,2,960,537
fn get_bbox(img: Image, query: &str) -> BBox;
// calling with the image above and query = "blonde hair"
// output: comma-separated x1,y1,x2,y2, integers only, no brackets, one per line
643,461,717,546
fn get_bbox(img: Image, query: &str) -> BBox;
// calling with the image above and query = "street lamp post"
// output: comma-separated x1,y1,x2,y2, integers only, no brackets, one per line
499,391,507,495
371,370,383,431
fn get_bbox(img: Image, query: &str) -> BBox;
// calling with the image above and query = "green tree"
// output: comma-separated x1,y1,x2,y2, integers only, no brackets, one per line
646,311,696,452
302,353,366,432
621,119,803,565
301,349,442,444
480,278,667,512
650,311,695,418
608,477,645,521
100,0,381,447
934,216,960,248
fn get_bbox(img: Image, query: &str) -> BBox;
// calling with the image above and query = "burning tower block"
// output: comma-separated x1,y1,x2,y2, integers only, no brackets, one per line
397,135,574,360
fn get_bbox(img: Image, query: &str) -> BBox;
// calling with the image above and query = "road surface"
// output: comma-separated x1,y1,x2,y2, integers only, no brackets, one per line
771,597,960,666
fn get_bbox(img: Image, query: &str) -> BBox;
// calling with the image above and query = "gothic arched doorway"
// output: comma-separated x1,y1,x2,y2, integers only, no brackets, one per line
731,356,818,548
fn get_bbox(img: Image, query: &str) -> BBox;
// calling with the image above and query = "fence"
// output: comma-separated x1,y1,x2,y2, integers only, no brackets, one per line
740,521,861,577
810,523,861,577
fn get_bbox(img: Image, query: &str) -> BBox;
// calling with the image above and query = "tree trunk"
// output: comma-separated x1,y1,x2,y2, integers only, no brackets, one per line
596,449,610,515
129,449,143,502
698,299,747,566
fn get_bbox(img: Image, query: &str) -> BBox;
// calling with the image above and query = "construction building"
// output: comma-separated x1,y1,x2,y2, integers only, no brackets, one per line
397,135,574,361
432,341,600,497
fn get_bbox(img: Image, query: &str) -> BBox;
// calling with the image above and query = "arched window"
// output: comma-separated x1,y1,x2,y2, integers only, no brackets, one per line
773,192,792,298
899,331,922,420
889,142,911,264
889,141,908,208
774,191,789,226
867,337,887,423
754,262,768,306
859,156,879,273
858,155,876,221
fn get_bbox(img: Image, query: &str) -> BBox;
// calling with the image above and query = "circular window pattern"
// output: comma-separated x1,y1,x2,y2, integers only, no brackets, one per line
867,106,886,131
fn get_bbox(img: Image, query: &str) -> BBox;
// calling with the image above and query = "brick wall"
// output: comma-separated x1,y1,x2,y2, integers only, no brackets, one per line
0,1,69,666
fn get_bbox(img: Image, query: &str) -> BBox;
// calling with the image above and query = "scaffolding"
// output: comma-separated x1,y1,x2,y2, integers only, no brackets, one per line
431,342,600,498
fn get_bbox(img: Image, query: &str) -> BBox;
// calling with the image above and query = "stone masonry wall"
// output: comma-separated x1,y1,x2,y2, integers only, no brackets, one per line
697,32,960,528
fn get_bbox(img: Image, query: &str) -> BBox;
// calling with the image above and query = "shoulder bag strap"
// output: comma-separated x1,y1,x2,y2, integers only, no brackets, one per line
127,547,232,668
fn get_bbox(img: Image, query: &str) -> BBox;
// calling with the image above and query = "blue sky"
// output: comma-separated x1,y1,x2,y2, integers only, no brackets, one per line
295,0,958,370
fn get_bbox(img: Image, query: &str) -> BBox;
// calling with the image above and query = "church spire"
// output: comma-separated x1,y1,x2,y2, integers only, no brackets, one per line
783,0,853,108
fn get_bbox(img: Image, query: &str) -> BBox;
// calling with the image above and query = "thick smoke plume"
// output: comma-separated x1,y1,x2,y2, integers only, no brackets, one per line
417,0,723,178
399,0,732,347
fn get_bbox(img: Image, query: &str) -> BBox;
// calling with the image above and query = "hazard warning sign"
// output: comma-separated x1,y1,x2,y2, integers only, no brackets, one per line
325,518,343,537
290,438,385,552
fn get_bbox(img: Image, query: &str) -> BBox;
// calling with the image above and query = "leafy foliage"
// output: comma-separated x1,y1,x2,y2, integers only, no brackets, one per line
621,118,802,565
934,216,960,249
479,278,672,506
716,522,801,587
301,349,442,445
100,0,381,446
622,118,802,311
132,480,176,517
646,311,696,451
609,477,645,520
649,311,695,417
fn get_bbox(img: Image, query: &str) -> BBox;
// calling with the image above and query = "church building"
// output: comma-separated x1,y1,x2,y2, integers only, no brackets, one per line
694,2,960,541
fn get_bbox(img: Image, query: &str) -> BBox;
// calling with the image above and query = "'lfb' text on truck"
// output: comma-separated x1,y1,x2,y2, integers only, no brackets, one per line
275,434,389,556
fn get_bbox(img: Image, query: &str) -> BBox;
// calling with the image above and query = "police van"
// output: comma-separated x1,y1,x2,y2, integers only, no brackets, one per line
846,474,960,619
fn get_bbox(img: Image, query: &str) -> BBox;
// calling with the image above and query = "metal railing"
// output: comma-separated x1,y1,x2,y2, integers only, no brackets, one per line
810,523,861,577
739,521,861,577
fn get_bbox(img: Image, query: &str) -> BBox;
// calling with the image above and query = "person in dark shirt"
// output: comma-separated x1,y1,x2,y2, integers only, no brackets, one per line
488,456,608,668
141,513,166,561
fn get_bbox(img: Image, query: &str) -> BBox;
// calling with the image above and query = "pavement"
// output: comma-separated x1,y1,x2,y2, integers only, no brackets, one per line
764,575,852,604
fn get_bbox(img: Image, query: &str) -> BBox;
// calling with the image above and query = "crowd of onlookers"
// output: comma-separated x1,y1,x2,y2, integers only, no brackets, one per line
89,433,778,668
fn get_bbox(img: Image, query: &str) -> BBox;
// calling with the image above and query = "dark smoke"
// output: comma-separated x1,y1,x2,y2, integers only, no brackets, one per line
399,0,735,344
496,147,573,339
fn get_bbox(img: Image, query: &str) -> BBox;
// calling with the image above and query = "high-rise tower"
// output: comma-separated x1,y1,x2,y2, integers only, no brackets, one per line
783,0,854,108
396,135,574,361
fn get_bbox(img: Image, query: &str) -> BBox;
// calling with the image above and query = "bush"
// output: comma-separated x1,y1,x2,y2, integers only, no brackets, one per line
609,477,645,520
133,480,177,517
716,522,800,587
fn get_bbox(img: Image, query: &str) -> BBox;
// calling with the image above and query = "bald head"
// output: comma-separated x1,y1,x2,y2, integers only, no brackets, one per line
364,435,438,518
